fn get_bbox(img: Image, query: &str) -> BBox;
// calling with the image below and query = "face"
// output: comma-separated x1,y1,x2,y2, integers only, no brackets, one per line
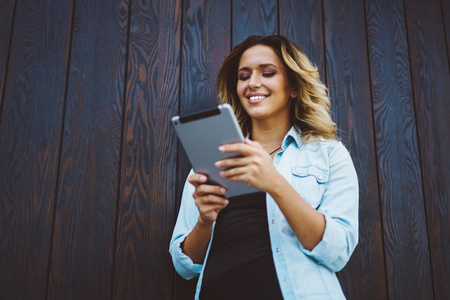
236,44,297,123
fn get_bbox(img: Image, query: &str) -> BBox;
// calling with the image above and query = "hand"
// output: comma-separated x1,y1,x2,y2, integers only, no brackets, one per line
215,139,281,193
188,173,229,225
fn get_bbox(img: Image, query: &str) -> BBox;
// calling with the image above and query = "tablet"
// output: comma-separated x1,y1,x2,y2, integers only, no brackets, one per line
172,104,259,197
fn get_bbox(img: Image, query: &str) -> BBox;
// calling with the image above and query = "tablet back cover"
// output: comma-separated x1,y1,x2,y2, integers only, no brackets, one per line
172,104,259,197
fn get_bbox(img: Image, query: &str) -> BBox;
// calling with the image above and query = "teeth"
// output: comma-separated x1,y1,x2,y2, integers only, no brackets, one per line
249,95,266,100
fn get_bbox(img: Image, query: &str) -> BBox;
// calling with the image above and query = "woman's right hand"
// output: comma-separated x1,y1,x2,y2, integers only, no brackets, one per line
188,173,229,225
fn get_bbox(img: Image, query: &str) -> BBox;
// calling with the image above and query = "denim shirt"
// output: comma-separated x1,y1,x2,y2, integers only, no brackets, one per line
169,127,359,299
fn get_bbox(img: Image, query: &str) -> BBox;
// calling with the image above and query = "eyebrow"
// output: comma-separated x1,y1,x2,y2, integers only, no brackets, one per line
238,63,279,72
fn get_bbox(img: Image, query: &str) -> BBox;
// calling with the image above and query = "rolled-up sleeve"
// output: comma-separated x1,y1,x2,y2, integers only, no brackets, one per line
169,170,204,279
300,142,359,272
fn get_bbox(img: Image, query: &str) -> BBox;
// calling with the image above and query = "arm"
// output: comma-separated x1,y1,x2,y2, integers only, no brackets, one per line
216,139,325,250
300,143,359,271
169,171,229,279
217,139,359,269
182,174,229,263
267,175,326,250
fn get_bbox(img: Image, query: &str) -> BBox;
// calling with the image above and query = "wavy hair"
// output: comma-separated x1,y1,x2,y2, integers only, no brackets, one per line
216,35,337,141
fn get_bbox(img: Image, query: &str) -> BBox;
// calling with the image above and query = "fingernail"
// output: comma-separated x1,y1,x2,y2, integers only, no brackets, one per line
200,175,207,181
218,146,225,152
215,161,222,167
220,188,226,194
220,171,225,177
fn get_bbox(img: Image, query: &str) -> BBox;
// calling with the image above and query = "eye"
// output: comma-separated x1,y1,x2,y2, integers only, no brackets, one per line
239,74,250,81
262,72,275,77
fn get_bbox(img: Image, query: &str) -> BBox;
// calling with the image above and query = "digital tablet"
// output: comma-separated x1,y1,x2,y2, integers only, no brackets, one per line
172,104,259,197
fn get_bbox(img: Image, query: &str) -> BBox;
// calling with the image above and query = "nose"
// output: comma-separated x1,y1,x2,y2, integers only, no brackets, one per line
248,73,261,89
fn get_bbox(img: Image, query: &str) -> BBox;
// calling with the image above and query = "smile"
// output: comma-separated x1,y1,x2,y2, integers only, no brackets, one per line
248,95,267,100
247,94,269,104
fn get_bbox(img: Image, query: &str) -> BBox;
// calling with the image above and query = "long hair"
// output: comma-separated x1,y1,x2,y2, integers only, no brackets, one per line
216,35,336,141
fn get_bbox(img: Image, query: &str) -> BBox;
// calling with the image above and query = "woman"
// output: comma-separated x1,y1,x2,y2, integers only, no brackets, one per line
169,35,358,299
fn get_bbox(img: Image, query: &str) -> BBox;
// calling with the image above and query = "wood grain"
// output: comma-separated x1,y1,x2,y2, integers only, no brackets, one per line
279,0,325,77
405,0,450,299
0,0,15,115
232,0,277,46
46,0,129,299
112,1,181,299
0,0,73,299
443,0,450,65
174,1,232,299
0,1,449,299
322,1,386,299
365,0,433,299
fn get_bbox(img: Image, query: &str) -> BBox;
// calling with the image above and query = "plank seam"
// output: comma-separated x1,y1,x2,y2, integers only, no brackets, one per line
362,0,389,298
230,0,233,48
0,0,18,129
320,0,327,94
44,0,78,298
109,0,133,298
440,0,450,75
277,0,280,35
173,0,185,298
402,0,436,298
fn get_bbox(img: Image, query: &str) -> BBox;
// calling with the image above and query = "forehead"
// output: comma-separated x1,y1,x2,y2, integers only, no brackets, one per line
238,44,283,68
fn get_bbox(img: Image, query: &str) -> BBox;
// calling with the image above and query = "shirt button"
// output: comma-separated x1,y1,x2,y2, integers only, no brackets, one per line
271,219,275,224
283,278,287,282
276,248,279,252
318,176,323,180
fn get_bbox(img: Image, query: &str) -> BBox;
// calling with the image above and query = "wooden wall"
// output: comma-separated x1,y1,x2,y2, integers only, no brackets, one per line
0,0,449,299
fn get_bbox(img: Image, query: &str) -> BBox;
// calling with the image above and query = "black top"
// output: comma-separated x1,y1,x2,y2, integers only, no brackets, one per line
200,192,283,300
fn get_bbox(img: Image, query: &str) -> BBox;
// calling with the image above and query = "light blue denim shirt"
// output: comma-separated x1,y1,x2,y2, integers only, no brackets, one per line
169,127,359,299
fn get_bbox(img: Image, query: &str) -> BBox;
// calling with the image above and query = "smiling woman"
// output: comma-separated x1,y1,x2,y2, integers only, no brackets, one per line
217,35,336,141
236,45,295,126
169,35,359,300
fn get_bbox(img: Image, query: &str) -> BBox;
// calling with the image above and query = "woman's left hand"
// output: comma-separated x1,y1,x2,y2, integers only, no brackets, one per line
215,139,280,193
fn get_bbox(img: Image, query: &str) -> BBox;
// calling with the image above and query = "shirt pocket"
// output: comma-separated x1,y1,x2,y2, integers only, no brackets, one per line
291,165,328,209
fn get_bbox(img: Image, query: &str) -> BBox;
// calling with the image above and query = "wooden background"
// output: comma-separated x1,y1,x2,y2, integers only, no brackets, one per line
0,0,449,299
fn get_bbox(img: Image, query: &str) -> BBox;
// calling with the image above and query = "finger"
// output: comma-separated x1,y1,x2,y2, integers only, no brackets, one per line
196,194,229,206
220,166,249,179
219,142,255,156
245,138,264,149
188,173,208,187
195,184,227,197
223,173,250,183
215,156,252,168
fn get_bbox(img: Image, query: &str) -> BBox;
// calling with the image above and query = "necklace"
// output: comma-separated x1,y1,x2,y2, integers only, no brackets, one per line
269,146,282,155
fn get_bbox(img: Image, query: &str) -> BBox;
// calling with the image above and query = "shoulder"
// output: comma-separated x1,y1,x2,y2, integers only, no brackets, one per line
284,138,352,169
296,138,344,156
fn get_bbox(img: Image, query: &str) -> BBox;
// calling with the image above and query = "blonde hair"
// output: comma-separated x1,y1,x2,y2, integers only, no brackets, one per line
216,35,337,141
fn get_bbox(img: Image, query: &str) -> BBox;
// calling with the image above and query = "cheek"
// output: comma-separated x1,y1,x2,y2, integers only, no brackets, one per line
236,82,245,98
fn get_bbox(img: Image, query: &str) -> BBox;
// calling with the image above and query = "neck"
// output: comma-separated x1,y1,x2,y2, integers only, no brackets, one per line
251,118,292,152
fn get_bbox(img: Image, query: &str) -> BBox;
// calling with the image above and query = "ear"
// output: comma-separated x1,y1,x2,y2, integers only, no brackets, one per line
290,87,298,98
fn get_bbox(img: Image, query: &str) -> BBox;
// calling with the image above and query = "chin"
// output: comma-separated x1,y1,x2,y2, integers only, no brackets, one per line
246,109,269,120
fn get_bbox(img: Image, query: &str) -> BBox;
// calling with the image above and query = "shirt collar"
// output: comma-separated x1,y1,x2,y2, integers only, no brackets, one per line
282,126,303,150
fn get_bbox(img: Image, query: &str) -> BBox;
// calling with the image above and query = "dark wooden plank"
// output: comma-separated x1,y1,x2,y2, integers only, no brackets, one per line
112,1,180,299
46,0,129,299
0,0,73,299
443,0,450,65
405,0,450,299
0,0,15,115
322,1,386,299
175,0,231,299
365,0,433,299
279,0,325,77
232,0,277,46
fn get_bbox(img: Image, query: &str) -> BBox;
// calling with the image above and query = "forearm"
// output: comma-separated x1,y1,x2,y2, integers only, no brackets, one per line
182,218,213,264
269,174,326,251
